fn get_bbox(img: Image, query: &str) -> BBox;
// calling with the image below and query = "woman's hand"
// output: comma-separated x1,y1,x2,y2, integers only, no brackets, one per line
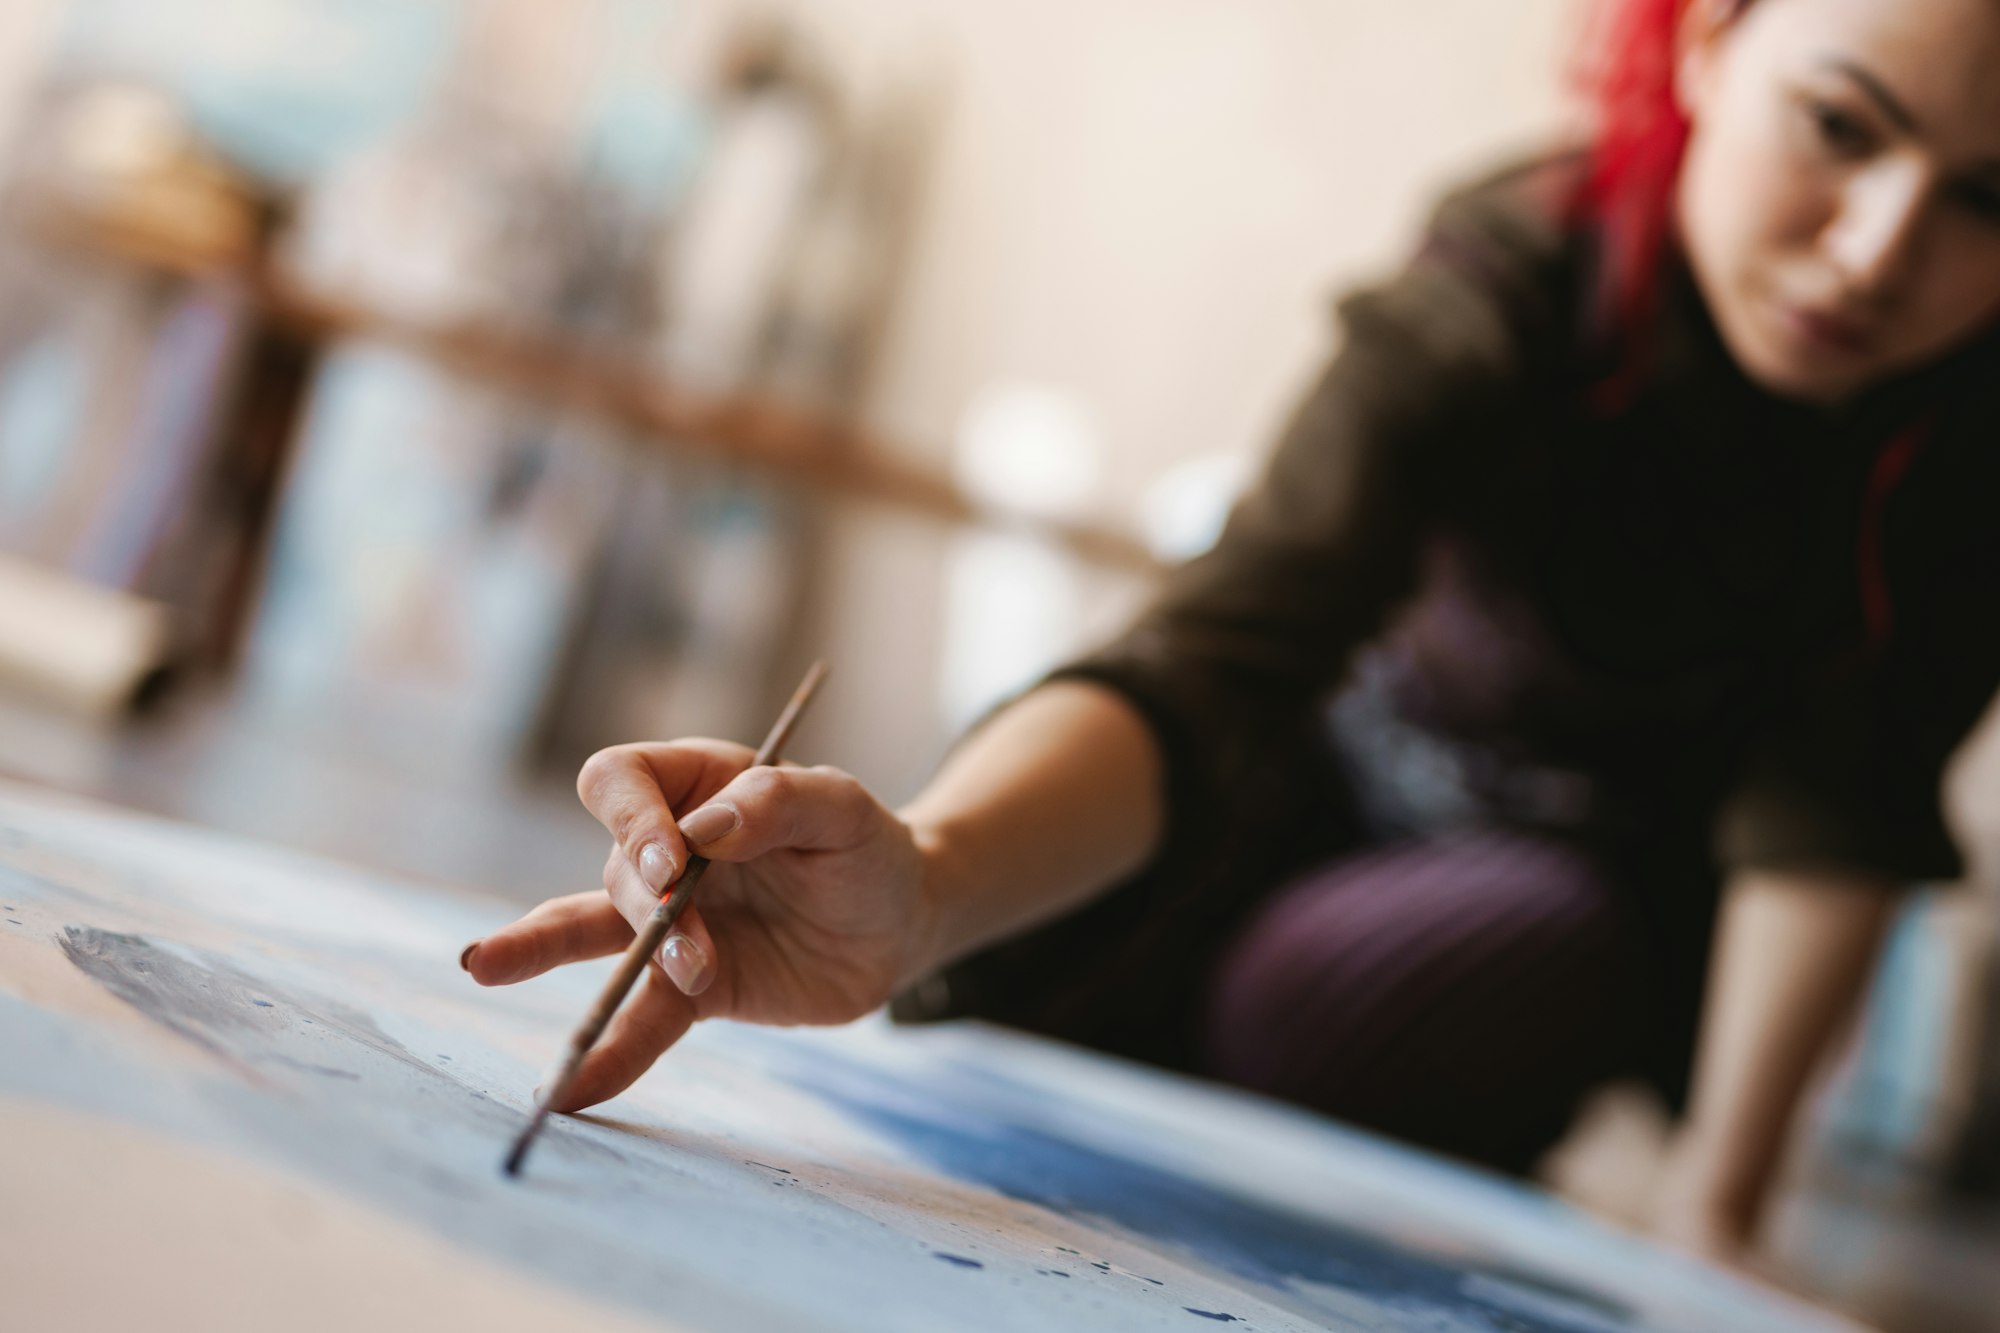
1651,870,1896,1272
462,739,935,1111
1650,1137,1760,1267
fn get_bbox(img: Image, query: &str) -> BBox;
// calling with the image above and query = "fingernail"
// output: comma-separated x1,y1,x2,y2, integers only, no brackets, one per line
459,940,482,973
679,803,739,847
657,931,714,995
638,842,675,891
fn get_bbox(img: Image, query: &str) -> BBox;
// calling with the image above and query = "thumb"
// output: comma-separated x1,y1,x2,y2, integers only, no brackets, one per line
675,764,877,862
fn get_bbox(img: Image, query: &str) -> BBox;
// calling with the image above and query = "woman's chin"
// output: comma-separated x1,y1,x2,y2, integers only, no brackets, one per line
1744,362,1861,406
1727,326,1875,407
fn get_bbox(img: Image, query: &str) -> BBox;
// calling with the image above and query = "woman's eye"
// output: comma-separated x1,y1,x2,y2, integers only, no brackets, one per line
1951,179,2000,227
1806,101,1874,158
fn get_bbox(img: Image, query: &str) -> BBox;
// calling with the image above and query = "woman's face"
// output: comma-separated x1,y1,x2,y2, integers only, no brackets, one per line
1675,0,2000,404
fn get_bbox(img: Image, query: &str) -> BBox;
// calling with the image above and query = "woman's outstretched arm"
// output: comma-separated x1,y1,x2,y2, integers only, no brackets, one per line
1655,869,1897,1261
900,680,1166,971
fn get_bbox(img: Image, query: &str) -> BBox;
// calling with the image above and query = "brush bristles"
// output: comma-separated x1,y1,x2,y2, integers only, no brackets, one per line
503,1053,583,1178
502,1111,546,1177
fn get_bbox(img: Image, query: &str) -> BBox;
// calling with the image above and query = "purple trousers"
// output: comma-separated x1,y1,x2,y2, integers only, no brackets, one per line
1200,828,1665,1175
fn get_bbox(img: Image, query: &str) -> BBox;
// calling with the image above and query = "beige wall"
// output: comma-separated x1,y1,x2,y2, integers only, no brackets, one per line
742,0,1584,791
672,0,1580,491
0,0,62,154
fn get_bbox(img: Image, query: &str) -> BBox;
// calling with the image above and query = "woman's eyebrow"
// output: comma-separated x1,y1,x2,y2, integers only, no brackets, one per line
1820,57,1919,135
1820,56,2000,176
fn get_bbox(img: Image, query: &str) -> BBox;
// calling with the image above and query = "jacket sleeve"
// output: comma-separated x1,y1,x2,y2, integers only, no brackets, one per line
1043,170,1570,889
1714,476,2000,885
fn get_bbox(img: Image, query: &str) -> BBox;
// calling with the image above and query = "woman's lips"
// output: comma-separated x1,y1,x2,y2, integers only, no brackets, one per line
1779,301,1876,356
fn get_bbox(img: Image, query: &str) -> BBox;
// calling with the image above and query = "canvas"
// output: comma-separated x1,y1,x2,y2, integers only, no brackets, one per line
0,780,1857,1332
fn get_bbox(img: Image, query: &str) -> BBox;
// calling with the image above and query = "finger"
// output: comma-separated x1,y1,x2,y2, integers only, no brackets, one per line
657,903,718,997
549,965,695,1111
576,740,756,892
675,764,878,863
601,846,718,996
604,843,655,935
577,748,689,894
465,892,631,986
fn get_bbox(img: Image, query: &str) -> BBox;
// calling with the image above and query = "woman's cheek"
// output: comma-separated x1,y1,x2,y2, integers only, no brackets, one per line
1902,251,2000,366
1750,111,1837,254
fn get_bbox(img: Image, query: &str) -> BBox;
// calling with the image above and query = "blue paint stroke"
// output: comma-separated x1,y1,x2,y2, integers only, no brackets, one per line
769,1042,1638,1333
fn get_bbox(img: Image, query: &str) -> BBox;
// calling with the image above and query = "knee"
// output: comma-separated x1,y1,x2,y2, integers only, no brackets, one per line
1200,833,1638,1105
1199,852,1414,1093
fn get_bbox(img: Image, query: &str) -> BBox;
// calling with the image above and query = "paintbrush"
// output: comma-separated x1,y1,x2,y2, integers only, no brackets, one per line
504,659,830,1178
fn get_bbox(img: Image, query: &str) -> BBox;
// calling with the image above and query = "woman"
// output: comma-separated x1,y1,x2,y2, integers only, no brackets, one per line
463,0,2000,1261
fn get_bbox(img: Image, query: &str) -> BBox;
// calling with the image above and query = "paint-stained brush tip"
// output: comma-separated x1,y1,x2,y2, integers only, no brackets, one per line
503,1111,547,1178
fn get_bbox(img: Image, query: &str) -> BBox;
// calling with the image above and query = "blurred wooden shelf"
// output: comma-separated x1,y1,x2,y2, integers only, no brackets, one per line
259,277,1159,573
34,199,1161,576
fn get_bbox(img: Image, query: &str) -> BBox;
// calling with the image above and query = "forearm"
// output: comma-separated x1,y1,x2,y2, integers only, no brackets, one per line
1673,868,1898,1237
900,680,1166,974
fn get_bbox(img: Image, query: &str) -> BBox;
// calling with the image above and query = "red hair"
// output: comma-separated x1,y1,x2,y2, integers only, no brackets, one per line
1569,0,1929,656
1569,0,1703,348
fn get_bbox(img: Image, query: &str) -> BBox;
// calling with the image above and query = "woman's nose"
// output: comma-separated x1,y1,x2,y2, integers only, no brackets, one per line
1823,161,1931,305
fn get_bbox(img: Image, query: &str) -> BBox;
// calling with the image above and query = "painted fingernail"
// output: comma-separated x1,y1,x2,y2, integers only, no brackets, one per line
638,841,675,891
657,931,714,995
678,803,739,847
459,940,482,972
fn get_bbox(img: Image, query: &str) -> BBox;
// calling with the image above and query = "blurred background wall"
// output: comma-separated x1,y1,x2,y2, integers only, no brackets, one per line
800,0,1575,797
0,0,1579,873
